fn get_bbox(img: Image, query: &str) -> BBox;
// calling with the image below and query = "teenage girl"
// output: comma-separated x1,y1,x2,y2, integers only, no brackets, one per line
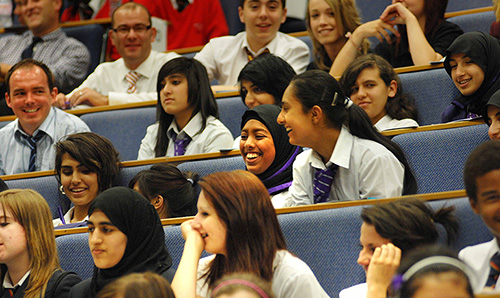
137,57,233,159
277,70,417,205
330,0,463,76
54,132,121,226
442,32,500,122
0,189,81,298
306,0,369,70
340,54,418,131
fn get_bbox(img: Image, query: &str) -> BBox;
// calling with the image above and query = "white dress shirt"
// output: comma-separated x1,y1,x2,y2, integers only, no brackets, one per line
459,238,499,292
374,115,419,132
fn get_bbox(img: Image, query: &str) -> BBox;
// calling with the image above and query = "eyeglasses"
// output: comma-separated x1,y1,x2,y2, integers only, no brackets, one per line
112,25,152,35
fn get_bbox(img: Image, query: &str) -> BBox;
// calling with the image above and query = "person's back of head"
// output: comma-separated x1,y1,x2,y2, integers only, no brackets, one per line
212,273,276,298
96,272,175,298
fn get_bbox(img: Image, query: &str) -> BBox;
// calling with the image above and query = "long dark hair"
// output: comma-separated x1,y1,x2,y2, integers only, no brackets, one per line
154,57,218,157
340,54,418,121
290,70,417,195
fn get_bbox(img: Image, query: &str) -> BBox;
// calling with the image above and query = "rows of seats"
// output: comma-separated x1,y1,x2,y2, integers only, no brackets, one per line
55,196,492,297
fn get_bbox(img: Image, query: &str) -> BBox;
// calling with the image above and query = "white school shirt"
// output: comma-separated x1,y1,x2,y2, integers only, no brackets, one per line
339,283,367,298
288,127,404,205
459,238,499,292
137,112,234,160
374,115,419,131
194,31,310,86
196,250,330,298
66,50,180,105
52,207,89,227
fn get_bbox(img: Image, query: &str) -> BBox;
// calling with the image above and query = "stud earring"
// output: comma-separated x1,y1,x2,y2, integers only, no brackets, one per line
59,185,66,195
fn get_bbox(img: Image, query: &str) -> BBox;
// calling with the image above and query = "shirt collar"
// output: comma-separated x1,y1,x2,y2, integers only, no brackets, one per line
310,126,352,170
3,270,30,289
167,112,202,140
24,27,63,41
170,0,194,9
132,50,156,79
14,107,56,141
242,32,278,57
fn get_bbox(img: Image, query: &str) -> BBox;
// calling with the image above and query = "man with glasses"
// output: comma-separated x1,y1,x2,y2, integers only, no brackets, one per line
54,2,179,108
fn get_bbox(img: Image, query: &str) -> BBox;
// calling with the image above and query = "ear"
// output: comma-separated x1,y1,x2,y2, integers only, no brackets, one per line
238,6,245,24
109,30,117,47
152,195,164,210
469,197,480,215
387,80,397,98
53,0,62,12
281,7,287,24
311,105,323,125
150,27,157,43
5,92,11,108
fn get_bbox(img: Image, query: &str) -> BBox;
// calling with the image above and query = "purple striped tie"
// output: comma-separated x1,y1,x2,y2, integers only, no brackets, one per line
313,164,338,203
174,135,191,156
126,71,140,93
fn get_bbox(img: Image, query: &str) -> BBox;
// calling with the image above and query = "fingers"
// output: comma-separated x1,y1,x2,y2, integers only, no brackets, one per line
53,93,68,109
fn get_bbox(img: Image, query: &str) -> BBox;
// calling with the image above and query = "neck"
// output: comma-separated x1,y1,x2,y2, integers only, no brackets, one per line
32,24,59,37
20,123,38,137
124,51,151,71
311,127,340,164
71,204,90,223
246,34,274,53
6,254,30,286
324,38,348,62
174,108,195,131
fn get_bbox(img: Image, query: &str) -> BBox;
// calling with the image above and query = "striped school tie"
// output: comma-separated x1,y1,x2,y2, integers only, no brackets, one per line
486,252,500,288
21,132,44,172
245,47,270,62
313,164,339,203
126,71,140,93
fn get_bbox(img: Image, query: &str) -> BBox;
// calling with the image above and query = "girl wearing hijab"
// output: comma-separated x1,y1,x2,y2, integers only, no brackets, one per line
442,32,500,123
240,105,302,208
484,90,500,140
70,187,174,298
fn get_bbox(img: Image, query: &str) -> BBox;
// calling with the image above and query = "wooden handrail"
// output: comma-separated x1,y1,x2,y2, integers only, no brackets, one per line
54,189,467,236
381,119,484,137
444,6,494,19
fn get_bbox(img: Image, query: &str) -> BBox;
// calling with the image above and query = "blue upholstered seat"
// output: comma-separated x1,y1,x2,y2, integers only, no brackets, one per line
392,124,489,194
62,24,105,75
216,96,248,138
448,10,496,34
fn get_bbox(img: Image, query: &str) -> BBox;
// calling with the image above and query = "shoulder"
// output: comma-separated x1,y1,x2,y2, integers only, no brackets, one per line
459,239,496,260
339,283,367,298
53,108,89,129
437,21,464,33
275,32,308,48
69,278,92,298
46,270,82,298
293,149,313,168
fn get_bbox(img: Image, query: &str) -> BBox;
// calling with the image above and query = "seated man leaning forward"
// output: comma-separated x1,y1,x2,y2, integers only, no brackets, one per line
54,2,180,109
0,59,90,175
194,0,310,86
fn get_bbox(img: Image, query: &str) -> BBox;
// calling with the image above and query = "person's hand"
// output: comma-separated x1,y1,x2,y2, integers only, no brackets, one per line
68,87,109,107
380,2,417,26
366,243,401,298
181,220,205,254
350,19,400,46
52,93,70,109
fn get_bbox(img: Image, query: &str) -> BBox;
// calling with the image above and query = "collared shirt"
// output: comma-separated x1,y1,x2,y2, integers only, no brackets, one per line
52,206,89,227
137,112,234,160
194,31,310,86
288,127,405,205
0,107,90,175
459,238,500,292
0,28,91,94
169,0,193,10
66,50,180,106
3,270,30,291
374,115,419,132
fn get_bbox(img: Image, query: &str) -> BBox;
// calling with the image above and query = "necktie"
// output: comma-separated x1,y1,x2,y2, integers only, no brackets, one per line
21,37,43,60
245,47,270,62
21,132,44,172
173,133,191,156
126,71,140,94
313,164,339,203
486,252,500,288
3,288,15,298
176,0,189,12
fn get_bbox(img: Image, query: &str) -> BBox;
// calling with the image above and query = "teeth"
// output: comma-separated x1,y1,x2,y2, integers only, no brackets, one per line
459,78,471,84
286,128,292,132
25,109,38,113
71,188,85,192
246,153,259,159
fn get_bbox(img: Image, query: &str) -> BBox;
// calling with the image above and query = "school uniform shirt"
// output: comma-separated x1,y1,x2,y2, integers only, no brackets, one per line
288,127,404,205
194,31,310,86
459,238,499,292
137,113,234,160
0,107,90,175
196,250,330,298
65,50,180,106
339,282,367,298
52,207,89,227
374,115,419,132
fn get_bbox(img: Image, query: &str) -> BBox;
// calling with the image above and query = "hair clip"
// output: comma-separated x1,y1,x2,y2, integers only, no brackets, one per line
186,178,194,184
331,92,354,109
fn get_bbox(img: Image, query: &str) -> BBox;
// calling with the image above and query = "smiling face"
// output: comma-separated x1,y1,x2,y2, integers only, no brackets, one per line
60,153,100,210
488,105,500,140
277,85,314,147
470,168,500,240
448,53,485,97
6,65,56,136
192,192,227,255
308,0,344,48
0,208,29,269
357,222,391,272
241,80,276,109
239,0,287,48
240,119,276,175
88,210,128,269
110,6,156,69
22,0,61,36
349,67,396,125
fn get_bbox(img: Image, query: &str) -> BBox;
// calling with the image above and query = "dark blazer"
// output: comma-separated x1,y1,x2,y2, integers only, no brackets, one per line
0,269,81,298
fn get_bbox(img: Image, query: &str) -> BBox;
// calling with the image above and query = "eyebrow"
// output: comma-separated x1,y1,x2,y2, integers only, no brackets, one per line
480,190,499,197
87,221,115,226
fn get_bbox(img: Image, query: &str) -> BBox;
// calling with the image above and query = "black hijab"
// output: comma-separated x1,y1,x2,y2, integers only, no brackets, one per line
442,32,500,121
241,105,301,195
87,187,172,298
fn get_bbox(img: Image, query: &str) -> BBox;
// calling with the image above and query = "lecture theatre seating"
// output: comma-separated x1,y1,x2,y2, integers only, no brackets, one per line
448,10,496,34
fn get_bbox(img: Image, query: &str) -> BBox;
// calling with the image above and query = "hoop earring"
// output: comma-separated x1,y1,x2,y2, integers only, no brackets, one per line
59,185,66,195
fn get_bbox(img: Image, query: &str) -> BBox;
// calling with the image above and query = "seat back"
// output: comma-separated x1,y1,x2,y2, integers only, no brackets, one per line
62,24,105,75
392,124,489,194
448,11,496,34
399,68,460,125
216,96,248,138
80,107,156,161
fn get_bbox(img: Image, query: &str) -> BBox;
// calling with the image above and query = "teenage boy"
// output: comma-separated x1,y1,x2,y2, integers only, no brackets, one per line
462,140,500,292
194,0,309,86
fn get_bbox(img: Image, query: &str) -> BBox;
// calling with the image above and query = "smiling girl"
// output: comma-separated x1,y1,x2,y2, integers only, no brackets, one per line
278,70,416,204
171,170,329,298
54,132,121,227
306,0,369,70
330,0,463,76
442,32,500,122
137,57,233,159
70,187,174,298
0,189,81,298
240,105,301,208
340,54,418,131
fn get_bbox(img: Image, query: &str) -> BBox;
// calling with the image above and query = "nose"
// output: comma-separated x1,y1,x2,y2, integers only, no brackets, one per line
89,230,102,246
258,5,269,18
70,172,81,184
455,63,466,77
245,94,256,109
277,110,285,125
489,122,500,140
357,249,370,267
162,83,172,95
244,135,256,149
